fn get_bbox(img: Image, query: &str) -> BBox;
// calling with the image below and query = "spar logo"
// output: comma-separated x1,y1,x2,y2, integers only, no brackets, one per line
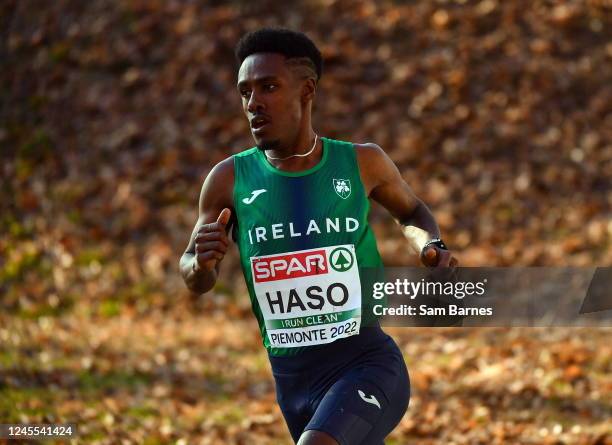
252,249,328,283
329,247,354,272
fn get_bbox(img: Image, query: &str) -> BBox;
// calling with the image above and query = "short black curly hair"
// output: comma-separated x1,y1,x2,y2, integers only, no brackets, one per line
235,28,323,82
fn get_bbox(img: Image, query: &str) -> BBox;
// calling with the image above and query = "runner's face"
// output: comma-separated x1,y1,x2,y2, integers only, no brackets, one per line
237,53,304,150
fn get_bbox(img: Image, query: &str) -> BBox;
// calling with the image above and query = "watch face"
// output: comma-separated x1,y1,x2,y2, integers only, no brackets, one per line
425,239,447,250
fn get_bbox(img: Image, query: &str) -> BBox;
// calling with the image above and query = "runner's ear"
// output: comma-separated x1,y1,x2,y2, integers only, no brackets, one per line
301,78,316,103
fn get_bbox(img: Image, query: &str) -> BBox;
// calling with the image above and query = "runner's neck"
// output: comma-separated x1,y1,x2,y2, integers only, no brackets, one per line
264,135,323,173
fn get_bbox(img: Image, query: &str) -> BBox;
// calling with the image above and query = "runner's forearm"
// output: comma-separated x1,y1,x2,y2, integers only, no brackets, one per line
399,200,441,254
180,253,218,294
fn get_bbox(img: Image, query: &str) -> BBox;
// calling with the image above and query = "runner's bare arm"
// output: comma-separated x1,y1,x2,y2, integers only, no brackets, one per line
355,143,454,265
180,157,235,294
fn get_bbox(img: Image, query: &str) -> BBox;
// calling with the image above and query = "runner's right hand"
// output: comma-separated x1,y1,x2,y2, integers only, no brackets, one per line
194,208,231,271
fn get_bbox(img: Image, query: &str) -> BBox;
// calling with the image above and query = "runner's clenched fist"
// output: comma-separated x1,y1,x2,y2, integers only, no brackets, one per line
194,208,231,271
421,245,459,268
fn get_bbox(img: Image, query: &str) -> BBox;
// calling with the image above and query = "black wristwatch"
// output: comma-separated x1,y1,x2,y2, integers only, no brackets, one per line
422,238,448,251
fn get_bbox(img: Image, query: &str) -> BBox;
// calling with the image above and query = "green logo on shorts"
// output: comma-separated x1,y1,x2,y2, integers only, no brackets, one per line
330,247,354,272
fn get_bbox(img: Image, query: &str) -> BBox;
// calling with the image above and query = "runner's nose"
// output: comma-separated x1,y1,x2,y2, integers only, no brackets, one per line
247,90,264,114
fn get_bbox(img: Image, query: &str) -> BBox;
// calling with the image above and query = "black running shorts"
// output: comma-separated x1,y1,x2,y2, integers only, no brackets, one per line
269,327,410,445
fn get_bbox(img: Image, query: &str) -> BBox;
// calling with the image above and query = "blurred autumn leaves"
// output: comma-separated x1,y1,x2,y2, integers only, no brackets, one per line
0,0,610,317
1,2,611,443
1,319,611,444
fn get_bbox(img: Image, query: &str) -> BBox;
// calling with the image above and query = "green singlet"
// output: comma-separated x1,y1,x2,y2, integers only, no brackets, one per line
233,137,383,356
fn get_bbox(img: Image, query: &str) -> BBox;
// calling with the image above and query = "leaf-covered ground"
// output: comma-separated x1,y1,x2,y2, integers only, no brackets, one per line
1,296,610,444
1,0,611,443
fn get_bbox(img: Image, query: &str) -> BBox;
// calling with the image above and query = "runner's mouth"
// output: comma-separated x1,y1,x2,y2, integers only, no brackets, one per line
251,116,270,131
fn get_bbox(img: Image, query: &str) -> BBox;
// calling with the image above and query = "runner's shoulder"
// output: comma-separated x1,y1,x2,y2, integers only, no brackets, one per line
205,155,235,186
199,156,235,218
204,144,262,191
353,142,386,160
233,146,260,159
353,142,394,172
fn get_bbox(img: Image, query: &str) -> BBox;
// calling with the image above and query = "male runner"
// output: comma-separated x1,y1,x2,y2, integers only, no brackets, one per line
180,28,457,445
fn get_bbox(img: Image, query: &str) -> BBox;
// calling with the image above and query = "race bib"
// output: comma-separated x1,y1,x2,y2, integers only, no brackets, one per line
250,244,361,348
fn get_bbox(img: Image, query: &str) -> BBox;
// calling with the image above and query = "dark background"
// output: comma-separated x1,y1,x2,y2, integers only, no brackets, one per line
1,1,610,443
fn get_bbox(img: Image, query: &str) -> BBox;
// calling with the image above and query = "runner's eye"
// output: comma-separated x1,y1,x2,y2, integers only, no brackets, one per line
240,90,251,98
264,84,277,92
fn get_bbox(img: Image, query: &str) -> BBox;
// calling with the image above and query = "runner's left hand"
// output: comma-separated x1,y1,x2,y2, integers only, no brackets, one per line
421,246,459,268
